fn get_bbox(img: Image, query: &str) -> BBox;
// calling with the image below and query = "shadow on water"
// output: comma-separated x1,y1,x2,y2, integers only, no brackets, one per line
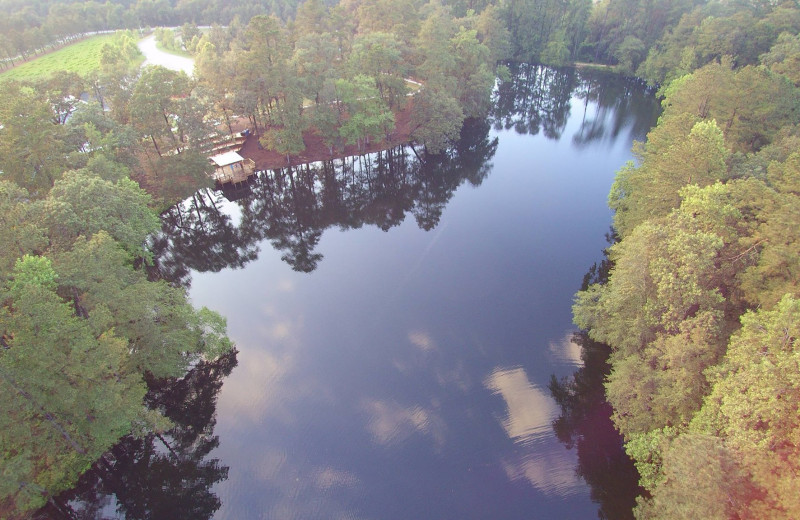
151,118,499,281
548,246,643,520
36,351,238,520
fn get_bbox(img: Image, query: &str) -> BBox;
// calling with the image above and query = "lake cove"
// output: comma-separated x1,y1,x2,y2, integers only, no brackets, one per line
45,65,659,520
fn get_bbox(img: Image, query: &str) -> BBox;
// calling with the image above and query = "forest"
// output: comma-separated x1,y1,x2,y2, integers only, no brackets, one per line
1,0,800,518
572,14,800,520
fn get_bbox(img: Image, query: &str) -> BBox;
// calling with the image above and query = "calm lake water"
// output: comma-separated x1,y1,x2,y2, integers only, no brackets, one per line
47,65,658,520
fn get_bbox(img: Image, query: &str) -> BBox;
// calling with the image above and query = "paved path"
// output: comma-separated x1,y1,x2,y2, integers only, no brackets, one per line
138,34,195,76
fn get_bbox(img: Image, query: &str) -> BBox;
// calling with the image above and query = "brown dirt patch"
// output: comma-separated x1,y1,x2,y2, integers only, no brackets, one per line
238,99,416,170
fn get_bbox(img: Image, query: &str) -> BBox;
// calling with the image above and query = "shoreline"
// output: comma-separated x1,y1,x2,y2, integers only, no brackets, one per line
235,99,417,172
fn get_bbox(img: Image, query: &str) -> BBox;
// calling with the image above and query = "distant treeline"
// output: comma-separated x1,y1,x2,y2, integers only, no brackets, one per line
0,0,304,64
6,0,800,85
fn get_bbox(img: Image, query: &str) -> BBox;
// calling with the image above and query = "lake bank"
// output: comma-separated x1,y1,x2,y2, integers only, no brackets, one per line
234,100,417,172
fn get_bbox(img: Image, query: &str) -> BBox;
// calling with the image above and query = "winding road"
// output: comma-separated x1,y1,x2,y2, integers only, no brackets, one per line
137,34,195,76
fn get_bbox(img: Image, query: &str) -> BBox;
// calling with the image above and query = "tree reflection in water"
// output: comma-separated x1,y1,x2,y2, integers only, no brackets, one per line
491,62,659,146
549,255,642,520
37,350,238,520
152,64,659,281
153,118,499,277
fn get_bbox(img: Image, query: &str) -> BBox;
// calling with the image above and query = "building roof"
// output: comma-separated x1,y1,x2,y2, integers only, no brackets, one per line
210,151,245,167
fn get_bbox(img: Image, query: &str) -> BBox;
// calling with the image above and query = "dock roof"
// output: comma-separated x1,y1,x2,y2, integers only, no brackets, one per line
210,151,245,167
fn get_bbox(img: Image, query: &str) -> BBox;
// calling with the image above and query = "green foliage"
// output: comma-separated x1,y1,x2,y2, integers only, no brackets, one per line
576,202,731,435
686,296,800,519
635,1,800,85
336,74,395,151
0,198,233,515
0,256,147,512
32,171,160,255
610,58,800,238
130,65,194,156
191,0,503,163
147,150,216,206
575,13,800,516
348,32,408,110
661,62,799,153
610,119,730,237
501,0,588,62
0,81,71,193
625,426,677,491
0,182,47,273
760,31,800,87
409,80,465,153
8,254,57,294
635,434,757,520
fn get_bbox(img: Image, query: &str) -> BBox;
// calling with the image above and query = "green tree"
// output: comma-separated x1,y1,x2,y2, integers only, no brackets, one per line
348,32,409,110
53,232,232,378
130,66,193,156
260,87,307,164
0,181,47,273
575,183,753,436
336,74,394,151
409,80,464,154
687,296,800,520
30,71,86,125
0,255,147,512
609,118,730,237
660,62,799,153
634,434,757,520
760,31,800,87
32,171,160,256
0,81,69,193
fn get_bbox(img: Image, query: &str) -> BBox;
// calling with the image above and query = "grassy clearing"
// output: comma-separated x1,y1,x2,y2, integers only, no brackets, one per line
0,34,136,82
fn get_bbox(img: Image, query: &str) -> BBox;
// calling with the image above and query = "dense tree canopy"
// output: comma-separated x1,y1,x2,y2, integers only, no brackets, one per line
573,12,800,518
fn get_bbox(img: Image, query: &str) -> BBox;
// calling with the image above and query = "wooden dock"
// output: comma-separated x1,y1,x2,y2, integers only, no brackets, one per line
210,151,256,185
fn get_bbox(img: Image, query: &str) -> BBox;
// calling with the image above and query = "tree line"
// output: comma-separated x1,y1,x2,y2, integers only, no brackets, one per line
0,0,303,67
0,32,236,518
187,0,507,159
572,16,800,520
6,0,800,86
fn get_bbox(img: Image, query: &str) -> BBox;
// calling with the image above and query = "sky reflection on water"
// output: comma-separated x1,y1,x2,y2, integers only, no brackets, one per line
34,64,660,520
181,67,659,520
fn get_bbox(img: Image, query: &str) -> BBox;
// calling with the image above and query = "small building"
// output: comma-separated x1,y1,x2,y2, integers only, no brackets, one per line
209,151,256,185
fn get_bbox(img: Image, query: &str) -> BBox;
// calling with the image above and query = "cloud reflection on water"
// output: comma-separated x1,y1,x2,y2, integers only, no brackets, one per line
484,366,558,442
408,330,436,352
548,331,584,367
361,399,447,448
248,448,364,520
485,366,583,496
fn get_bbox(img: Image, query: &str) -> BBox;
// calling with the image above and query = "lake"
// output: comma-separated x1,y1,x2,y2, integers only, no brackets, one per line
46,64,659,520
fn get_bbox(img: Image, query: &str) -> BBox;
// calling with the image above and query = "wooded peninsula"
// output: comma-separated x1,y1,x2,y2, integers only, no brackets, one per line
2,0,800,518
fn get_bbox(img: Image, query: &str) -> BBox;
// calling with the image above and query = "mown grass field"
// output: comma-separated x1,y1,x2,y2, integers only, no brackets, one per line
0,34,134,82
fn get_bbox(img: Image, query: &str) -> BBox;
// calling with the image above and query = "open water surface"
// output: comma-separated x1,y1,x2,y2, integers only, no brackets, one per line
47,65,658,520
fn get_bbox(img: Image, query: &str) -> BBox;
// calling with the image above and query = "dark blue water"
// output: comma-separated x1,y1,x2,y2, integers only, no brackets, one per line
47,65,658,520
